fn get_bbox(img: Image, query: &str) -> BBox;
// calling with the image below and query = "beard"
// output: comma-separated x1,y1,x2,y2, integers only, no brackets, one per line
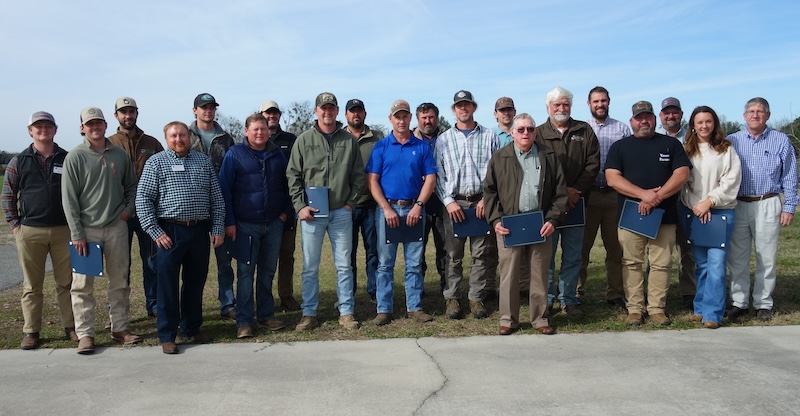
553,112,570,124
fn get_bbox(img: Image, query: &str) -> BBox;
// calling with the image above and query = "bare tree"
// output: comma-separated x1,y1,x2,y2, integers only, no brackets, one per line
437,115,451,131
284,101,315,136
719,115,743,136
216,112,245,143
369,124,388,137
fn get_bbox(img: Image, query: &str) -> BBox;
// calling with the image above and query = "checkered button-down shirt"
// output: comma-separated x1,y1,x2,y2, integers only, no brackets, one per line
435,123,499,206
587,117,631,187
135,149,225,240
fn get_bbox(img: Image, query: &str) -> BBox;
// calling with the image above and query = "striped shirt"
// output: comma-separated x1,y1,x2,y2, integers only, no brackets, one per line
587,117,631,186
136,149,225,240
435,123,499,206
727,128,798,213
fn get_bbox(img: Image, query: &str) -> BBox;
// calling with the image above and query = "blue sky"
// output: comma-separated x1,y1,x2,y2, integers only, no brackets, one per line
2,0,799,151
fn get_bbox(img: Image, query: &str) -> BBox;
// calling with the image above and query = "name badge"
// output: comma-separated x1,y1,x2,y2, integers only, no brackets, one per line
172,165,185,172
53,165,64,174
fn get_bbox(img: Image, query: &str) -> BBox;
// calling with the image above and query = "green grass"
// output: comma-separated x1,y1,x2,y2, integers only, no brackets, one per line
1,219,799,349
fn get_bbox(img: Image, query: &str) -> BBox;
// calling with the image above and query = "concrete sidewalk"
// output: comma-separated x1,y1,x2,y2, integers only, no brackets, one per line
1,326,798,415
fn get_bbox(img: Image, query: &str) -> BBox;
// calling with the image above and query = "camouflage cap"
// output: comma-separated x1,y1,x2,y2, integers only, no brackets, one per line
315,92,338,108
495,97,515,110
631,101,654,117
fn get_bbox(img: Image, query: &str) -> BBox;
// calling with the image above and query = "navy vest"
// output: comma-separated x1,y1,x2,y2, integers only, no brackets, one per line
229,143,290,222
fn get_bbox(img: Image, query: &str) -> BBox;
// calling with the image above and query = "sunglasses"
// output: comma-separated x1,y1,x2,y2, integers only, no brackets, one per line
515,127,536,133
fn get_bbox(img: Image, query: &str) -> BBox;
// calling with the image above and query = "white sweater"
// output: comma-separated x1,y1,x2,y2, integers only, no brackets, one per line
680,142,742,210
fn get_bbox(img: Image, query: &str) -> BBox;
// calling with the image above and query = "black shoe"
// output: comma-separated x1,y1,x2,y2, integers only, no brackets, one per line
725,306,749,320
607,298,626,309
756,309,773,322
682,295,694,310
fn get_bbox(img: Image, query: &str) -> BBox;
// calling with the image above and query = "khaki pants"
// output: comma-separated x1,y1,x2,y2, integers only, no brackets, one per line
579,190,624,300
70,219,131,338
497,234,552,329
618,225,675,315
16,225,74,333
442,200,497,302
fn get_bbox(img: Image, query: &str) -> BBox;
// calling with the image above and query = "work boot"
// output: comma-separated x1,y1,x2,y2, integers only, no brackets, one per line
295,316,319,332
470,301,488,319
338,314,360,330
446,299,462,320
20,332,40,350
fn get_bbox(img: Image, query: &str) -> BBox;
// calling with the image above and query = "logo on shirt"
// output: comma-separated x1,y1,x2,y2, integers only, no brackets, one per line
570,135,584,142
659,153,670,162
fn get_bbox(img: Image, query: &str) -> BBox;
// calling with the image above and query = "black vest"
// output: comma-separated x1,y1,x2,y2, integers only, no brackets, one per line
16,145,68,227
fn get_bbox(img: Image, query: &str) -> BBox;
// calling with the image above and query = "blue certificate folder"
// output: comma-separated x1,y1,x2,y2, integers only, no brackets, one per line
305,186,329,218
501,211,546,248
684,213,728,248
384,216,425,244
225,233,252,265
69,241,104,276
452,208,491,238
558,197,585,228
618,199,664,239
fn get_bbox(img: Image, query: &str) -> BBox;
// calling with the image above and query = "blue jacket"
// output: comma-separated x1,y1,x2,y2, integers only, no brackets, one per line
219,141,293,225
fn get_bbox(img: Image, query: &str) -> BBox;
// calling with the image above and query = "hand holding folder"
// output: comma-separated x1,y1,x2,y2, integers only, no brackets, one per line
69,241,104,276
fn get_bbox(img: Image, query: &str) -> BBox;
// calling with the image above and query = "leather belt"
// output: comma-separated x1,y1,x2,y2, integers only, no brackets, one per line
737,193,778,202
160,218,203,227
454,193,482,202
592,185,615,193
387,199,416,207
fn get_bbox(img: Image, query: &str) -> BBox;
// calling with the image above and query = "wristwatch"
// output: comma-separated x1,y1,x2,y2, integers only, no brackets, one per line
415,201,424,207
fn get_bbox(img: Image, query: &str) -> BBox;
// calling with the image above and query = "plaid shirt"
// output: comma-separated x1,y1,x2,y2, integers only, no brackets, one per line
728,128,798,213
434,123,499,206
135,149,225,240
587,117,631,187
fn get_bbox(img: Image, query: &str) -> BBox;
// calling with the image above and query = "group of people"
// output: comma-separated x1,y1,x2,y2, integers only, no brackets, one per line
4,86,796,354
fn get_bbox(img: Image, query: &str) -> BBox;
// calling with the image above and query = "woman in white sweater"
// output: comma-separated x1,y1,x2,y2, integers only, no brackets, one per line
679,106,741,328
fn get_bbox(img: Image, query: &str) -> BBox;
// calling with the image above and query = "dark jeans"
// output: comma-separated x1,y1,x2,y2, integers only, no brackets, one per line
351,205,378,298
235,220,283,326
156,221,211,343
128,217,157,314
216,244,235,315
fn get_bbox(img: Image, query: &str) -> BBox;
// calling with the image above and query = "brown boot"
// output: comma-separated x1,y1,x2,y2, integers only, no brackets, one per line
20,333,40,350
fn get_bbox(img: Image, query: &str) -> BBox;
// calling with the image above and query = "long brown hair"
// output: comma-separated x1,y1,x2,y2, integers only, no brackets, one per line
684,106,731,158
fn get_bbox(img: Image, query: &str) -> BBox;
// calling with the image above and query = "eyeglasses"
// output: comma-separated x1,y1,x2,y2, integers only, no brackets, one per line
515,127,536,133
745,110,767,116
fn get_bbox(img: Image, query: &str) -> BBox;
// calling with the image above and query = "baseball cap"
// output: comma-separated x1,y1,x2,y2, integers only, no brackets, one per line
495,97,515,110
389,100,411,116
115,97,138,112
259,100,281,113
661,97,681,111
194,93,219,108
345,99,364,111
80,107,106,125
28,111,56,127
631,101,654,117
453,90,475,105
315,92,338,108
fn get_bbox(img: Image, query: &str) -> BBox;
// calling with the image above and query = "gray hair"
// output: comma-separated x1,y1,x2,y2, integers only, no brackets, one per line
511,113,536,129
744,97,770,113
545,87,573,107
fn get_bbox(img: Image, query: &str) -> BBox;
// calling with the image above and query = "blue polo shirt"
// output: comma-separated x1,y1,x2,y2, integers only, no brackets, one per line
365,132,437,200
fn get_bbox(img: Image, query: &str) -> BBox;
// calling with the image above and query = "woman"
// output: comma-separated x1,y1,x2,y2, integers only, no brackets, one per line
679,106,741,329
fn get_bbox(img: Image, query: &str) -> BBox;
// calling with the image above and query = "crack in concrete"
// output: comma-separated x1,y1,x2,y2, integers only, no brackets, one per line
251,342,274,353
413,340,448,415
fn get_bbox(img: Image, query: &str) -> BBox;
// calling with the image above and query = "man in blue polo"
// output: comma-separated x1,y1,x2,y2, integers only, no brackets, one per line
367,100,437,325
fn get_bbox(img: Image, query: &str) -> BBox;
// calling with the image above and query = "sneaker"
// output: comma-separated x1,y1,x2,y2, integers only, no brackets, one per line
725,306,749,320
20,332,40,350
279,297,301,312
220,309,236,320
408,310,434,323
77,336,95,355
469,301,488,319
446,299,462,320
339,314,361,330
372,313,392,326
237,325,253,339
756,309,773,322
258,318,286,331
295,316,319,332
625,313,643,326
564,305,584,319
65,327,79,342
649,313,672,326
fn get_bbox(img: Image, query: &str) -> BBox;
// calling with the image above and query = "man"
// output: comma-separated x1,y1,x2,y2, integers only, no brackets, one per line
219,113,293,338
2,111,76,350
535,87,600,319
188,93,237,320
286,92,366,331
658,97,695,309
435,90,500,319
605,101,691,326
484,113,567,335
62,107,141,354
580,86,631,308
261,99,302,312
727,97,798,322
413,103,448,291
494,97,516,147
136,121,225,354
345,98,384,301
367,100,437,325
108,96,163,318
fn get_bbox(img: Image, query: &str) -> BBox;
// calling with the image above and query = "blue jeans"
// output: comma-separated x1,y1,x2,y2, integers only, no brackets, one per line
155,221,211,343
351,205,378,299
547,226,585,306
128,216,157,314
375,205,424,313
681,205,735,324
216,245,235,315
235,220,284,327
300,207,355,316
